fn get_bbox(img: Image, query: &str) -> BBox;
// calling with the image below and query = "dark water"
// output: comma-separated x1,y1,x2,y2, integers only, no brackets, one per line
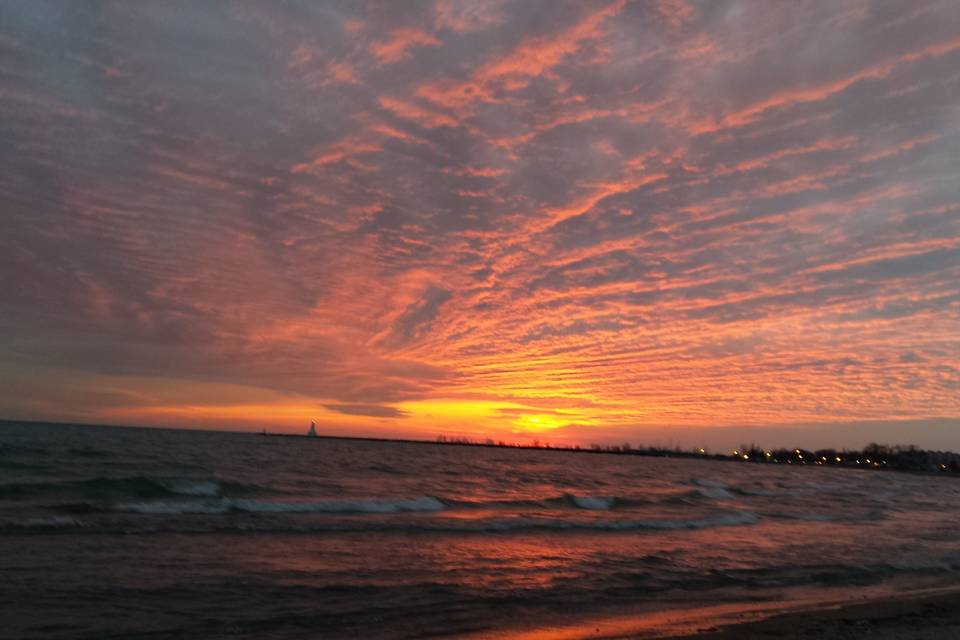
2,422,960,639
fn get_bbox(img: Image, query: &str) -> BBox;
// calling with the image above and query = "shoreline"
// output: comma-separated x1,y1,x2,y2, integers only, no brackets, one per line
458,585,960,640
672,586,960,639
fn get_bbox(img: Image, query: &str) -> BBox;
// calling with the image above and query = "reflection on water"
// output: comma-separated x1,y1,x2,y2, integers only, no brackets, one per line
2,421,959,639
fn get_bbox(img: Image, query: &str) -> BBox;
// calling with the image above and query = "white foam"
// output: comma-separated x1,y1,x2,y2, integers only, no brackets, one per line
568,495,614,510
697,486,735,499
11,516,86,529
230,496,445,513
114,495,446,515
160,479,221,497
694,479,734,499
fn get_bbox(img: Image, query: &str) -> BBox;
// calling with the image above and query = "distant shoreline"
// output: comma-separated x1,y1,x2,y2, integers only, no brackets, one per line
259,431,960,477
3,418,957,477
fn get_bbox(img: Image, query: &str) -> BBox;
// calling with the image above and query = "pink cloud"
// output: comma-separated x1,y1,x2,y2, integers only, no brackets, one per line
370,27,441,64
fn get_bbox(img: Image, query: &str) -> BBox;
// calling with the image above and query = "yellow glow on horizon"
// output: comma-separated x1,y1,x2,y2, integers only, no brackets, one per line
396,399,517,421
396,398,590,434
512,413,568,433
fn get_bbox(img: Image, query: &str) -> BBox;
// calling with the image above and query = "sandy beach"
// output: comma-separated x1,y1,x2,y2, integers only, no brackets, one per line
674,589,960,640
459,587,960,640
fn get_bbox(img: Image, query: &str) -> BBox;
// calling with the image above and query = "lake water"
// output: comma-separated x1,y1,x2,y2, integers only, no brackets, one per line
2,421,959,638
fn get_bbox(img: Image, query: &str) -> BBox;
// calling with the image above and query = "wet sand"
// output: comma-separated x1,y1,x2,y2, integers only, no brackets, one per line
673,588,960,639
460,586,960,639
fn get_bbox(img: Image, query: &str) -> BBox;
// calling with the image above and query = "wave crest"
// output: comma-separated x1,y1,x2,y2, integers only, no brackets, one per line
0,476,258,500
113,495,446,515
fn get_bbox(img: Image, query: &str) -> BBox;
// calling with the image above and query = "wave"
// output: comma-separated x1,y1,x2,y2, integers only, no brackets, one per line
94,493,757,533
566,494,615,510
767,510,886,523
0,476,261,500
442,493,665,512
31,509,761,536
290,508,760,533
1,516,87,531
693,479,735,500
102,491,725,517
112,495,447,515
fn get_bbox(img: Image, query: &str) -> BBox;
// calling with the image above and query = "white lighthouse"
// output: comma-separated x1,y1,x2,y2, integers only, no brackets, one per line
307,421,318,437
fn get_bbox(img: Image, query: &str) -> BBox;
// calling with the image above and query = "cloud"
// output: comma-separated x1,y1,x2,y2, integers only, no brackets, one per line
1,1,958,443
370,27,441,64
323,403,408,418
433,0,507,33
380,286,453,348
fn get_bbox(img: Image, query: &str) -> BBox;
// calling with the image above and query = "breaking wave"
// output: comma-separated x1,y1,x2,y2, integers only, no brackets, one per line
25,509,761,535
95,489,748,517
112,495,446,515
565,494,615,510
0,476,261,500
694,479,736,500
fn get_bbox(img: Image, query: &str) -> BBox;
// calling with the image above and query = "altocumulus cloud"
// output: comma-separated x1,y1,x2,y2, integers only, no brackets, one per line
0,1,958,442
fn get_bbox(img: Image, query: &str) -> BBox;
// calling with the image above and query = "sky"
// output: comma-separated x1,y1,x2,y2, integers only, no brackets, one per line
1,1,959,450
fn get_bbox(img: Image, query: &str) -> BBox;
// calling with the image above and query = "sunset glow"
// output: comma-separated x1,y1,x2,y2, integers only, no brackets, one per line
2,1,958,448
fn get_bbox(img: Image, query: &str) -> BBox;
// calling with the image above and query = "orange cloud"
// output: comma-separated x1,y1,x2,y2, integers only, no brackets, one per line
417,1,626,110
691,37,960,134
378,96,459,128
370,27,441,64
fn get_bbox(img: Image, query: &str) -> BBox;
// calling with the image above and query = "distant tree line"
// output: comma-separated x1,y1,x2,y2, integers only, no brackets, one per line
433,435,959,475
728,441,960,472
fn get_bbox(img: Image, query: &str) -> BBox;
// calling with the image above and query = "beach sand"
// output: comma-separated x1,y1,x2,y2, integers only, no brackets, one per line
672,588,960,639
460,587,960,639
